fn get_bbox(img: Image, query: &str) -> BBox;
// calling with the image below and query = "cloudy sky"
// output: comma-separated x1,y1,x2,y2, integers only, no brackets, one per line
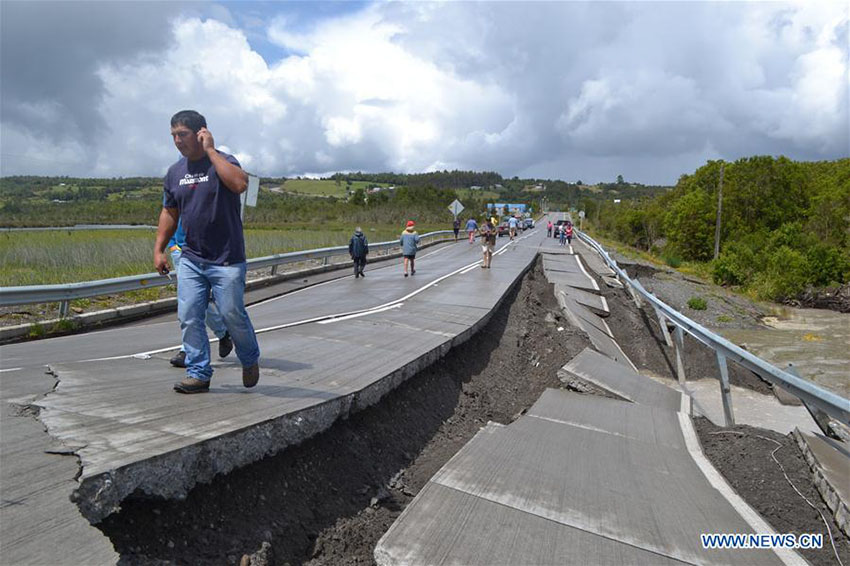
1,1,847,184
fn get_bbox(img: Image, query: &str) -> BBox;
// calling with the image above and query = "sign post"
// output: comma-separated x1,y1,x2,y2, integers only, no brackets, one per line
241,175,260,221
579,209,585,231
448,199,465,220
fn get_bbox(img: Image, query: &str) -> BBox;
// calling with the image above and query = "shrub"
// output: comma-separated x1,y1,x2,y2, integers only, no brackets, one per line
663,253,682,268
687,296,707,310
751,246,810,300
805,244,850,287
28,323,45,338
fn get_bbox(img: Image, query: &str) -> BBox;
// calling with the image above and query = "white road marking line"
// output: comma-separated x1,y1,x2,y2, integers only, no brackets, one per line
82,257,485,361
574,254,599,291
252,239,460,309
0,367,23,373
528,414,635,441
677,412,806,566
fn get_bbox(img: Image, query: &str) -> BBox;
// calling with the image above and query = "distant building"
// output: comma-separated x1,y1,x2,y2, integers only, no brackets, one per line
470,185,483,190
487,203,527,214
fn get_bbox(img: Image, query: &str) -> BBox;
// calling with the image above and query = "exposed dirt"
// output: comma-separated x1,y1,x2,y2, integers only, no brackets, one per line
695,418,850,566
100,258,592,565
598,268,773,395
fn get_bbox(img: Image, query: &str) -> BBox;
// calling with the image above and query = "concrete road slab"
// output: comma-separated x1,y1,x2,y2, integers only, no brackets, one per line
526,388,686,450
542,254,588,276
375,482,687,566
572,238,616,277
0,370,119,565
794,430,850,537
556,295,636,370
560,347,684,412
556,283,609,317
24,231,546,524
379,396,786,565
543,269,599,293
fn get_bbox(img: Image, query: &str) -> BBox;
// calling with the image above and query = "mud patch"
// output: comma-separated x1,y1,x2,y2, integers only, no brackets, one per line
599,278,773,394
99,257,591,565
695,418,850,566
619,261,662,280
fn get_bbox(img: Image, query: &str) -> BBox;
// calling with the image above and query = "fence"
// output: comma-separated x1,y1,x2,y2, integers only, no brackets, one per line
0,230,455,317
576,229,849,431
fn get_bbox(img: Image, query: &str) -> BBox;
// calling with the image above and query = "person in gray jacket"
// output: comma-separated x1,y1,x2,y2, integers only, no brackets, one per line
349,227,369,278
400,220,421,277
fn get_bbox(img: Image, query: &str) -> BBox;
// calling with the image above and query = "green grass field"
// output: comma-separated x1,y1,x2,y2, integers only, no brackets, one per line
0,224,447,286
455,188,500,200
279,179,391,198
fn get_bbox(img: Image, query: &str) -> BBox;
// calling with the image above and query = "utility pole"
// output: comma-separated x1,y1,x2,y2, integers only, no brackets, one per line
713,162,725,260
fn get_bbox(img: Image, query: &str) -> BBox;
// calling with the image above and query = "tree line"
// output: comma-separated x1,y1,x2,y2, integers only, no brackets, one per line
594,156,849,301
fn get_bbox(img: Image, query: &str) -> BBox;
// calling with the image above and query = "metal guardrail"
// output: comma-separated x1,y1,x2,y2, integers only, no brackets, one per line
576,229,850,429
0,230,456,316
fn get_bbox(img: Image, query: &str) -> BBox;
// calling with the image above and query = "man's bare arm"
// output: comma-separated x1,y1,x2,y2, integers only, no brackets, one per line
154,207,179,275
197,127,248,194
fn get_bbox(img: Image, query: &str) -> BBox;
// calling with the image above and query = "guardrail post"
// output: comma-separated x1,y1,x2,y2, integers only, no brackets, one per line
270,264,278,276
673,326,686,384
322,256,329,266
655,308,674,347
59,300,70,319
787,364,839,439
715,352,735,426
626,281,643,308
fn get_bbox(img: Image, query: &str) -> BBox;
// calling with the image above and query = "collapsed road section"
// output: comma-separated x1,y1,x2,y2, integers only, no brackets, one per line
100,256,591,564
33,231,544,525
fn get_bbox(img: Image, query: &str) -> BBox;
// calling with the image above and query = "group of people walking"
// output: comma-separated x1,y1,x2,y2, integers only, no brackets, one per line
546,220,574,245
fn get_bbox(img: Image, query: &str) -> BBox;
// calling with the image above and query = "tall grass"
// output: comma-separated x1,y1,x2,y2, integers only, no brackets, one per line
0,224,446,286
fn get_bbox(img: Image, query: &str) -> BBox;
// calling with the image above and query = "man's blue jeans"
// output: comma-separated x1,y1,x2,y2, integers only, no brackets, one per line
171,250,227,341
177,257,260,382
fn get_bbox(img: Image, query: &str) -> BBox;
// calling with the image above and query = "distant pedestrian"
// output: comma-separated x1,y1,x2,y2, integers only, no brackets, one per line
559,223,567,246
400,220,421,276
479,219,496,268
547,220,553,237
154,109,260,394
453,217,460,240
565,222,574,245
465,217,478,244
508,216,518,240
167,217,232,369
349,226,369,278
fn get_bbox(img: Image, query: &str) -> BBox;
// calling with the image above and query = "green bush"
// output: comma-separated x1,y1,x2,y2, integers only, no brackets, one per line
805,244,850,287
712,241,758,286
687,296,707,310
751,246,810,300
663,253,682,269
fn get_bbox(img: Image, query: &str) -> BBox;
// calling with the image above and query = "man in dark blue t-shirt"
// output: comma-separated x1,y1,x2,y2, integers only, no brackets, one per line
154,110,260,393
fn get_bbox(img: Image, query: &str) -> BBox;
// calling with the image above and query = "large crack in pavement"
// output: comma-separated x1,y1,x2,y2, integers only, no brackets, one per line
98,257,593,565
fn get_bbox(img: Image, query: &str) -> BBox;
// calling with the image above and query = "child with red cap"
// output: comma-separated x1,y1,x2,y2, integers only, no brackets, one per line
399,220,421,277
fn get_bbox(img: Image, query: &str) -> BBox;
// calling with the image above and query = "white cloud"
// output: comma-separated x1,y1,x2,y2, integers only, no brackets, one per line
1,1,847,183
